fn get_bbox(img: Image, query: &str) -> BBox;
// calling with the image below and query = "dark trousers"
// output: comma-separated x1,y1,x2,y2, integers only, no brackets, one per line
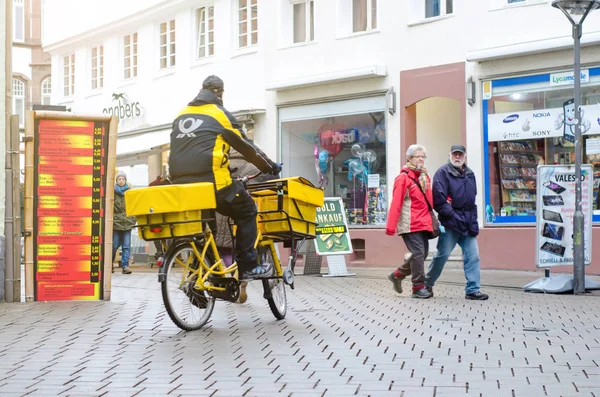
214,180,258,272
397,231,429,288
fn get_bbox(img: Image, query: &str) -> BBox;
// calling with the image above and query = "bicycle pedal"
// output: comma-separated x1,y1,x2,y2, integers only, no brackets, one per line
282,268,294,286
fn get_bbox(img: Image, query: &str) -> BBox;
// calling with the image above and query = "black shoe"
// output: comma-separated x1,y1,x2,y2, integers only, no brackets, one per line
466,291,489,300
425,285,434,297
388,272,404,294
412,289,433,299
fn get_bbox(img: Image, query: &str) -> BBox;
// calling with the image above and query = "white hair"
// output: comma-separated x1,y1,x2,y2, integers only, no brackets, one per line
406,144,427,159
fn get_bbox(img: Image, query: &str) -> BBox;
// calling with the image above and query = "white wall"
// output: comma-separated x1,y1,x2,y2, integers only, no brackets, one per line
0,0,6,236
42,0,600,219
42,0,169,45
416,97,461,175
46,0,266,137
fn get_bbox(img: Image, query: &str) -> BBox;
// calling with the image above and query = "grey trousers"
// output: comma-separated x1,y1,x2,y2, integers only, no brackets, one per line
397,231,429,287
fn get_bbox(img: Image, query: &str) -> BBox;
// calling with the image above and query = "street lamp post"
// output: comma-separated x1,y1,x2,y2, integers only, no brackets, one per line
552,0,600,295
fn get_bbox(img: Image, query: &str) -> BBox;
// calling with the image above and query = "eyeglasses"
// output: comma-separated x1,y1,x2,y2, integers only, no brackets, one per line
412,155,427,159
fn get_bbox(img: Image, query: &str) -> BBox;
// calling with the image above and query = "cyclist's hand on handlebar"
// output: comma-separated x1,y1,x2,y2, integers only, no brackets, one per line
270,162,282,176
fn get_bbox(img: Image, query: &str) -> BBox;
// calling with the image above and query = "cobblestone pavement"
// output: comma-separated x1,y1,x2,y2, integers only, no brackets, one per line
1,271,599,397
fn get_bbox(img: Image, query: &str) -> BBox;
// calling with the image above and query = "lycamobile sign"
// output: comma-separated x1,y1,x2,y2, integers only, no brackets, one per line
550,70,589,86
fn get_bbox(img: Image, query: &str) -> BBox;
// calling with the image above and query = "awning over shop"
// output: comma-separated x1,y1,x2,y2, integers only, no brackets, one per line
116,128,171,163
467,31,600,62
265,65,387,91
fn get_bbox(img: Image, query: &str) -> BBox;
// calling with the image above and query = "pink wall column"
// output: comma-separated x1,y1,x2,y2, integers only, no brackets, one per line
400,62,467,160
478,227,600,275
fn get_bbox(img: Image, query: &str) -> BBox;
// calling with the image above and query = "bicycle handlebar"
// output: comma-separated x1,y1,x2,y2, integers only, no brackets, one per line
237,163,283,187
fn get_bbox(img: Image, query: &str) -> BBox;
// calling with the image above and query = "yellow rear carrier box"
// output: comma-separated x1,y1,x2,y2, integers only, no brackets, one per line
124,183,216,240
248,177,324,239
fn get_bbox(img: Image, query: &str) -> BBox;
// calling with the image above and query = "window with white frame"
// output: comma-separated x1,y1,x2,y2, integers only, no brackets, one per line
91,45,104,90
352,0,377,33
159,20,176,69
238,0,258,48
41,77,51,105
12,78,25,127
13,0,24,42
124,33,138,79
63,54,75,96
425,0,453,18
292,0,314,43
196,6,215,58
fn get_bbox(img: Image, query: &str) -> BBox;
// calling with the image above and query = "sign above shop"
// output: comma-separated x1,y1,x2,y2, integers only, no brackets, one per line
102,92,142,122
549,69,589,86
488,103,600,142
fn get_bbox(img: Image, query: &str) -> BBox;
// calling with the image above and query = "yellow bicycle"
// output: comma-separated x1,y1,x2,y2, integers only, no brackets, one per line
125,175,324,331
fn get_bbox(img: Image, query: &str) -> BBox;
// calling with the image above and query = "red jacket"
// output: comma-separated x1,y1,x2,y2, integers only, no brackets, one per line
385,167,433,235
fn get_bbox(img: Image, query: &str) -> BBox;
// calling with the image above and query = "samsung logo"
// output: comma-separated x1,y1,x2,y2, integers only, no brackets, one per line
503,114,519,123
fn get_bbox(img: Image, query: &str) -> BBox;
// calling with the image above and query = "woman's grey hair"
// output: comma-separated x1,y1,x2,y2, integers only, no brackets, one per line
406,144,427,159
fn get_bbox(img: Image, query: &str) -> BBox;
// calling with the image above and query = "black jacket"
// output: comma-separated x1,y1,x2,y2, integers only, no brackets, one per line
432,161,479,237
168,89,276,190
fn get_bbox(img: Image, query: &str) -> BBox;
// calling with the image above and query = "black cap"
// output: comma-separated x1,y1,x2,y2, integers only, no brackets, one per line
450,145,466,154
202,75,224,90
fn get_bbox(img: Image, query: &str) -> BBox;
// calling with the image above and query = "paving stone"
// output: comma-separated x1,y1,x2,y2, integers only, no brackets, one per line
1,272,600,395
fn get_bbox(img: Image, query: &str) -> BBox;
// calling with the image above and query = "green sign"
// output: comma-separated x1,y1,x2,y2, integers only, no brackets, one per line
314,198,353,256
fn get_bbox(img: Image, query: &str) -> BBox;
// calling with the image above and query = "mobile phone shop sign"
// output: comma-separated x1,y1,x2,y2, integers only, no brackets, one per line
314,198,353,256
536,165,593,268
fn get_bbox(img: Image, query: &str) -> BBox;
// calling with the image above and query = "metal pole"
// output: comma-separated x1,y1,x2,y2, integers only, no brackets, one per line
4,116,20,303
572,23,585,295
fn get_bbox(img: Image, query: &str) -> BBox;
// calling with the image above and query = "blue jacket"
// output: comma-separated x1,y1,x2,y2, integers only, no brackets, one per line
432,161,479,236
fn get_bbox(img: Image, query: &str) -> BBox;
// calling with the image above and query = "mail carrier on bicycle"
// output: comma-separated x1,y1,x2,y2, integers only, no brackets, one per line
168,75,281,280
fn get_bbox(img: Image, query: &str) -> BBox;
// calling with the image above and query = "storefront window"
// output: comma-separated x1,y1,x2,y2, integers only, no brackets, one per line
280,108,387,227
483,67,600,225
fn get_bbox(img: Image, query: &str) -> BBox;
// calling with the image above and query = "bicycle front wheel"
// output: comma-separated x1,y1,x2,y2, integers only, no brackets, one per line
161,243,215,331
261,247,287,320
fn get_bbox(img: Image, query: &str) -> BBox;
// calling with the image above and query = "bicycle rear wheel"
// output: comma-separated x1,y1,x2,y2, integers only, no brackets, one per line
161,243,215,331
261,247,287,320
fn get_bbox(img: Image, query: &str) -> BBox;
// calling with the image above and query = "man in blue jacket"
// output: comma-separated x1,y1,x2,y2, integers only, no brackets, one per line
424,145,489,300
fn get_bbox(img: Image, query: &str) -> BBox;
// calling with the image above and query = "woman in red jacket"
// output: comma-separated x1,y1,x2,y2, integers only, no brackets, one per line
385,144,434,299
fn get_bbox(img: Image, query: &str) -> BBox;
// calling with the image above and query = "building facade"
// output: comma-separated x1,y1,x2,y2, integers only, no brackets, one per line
1,0,9,301
12,0,51,128
42,0,600,273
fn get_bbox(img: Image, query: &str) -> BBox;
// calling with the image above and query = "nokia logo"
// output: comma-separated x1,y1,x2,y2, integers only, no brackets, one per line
503,114,519,123
533,112,551,118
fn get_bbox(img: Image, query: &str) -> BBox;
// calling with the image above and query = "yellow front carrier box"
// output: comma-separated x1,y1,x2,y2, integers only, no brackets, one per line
124,183,216,240
248,177,324,240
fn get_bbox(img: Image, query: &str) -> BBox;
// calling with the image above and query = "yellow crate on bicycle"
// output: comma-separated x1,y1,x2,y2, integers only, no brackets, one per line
250,177,324,238
124,182,216,240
